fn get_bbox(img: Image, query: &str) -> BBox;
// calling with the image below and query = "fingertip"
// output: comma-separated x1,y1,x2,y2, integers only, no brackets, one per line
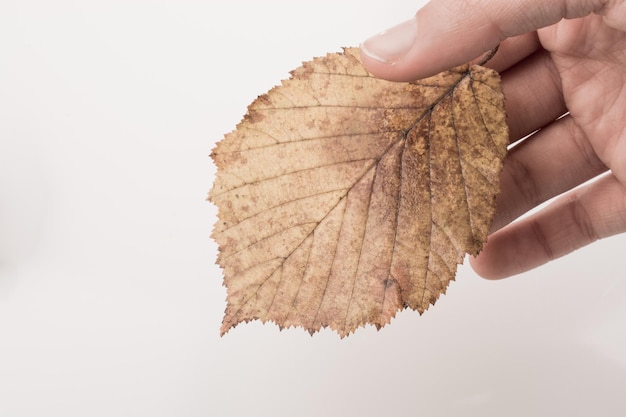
360,17,418,64
358,46,421,82
469,252,508,280
359,0,506,82
359,16,424,82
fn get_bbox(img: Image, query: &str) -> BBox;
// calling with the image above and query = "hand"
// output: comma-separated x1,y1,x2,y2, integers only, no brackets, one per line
359,0,626,279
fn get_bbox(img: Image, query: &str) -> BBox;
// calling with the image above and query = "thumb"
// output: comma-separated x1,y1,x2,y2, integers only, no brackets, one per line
360,0,607,81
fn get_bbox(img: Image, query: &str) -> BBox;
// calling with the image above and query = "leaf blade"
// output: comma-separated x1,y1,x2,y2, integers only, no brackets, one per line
211,47,508,337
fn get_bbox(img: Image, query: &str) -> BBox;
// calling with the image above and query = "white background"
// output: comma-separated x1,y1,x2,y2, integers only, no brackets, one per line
1,1,626,416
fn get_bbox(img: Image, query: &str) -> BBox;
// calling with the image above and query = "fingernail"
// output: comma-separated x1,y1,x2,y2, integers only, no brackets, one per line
360,17,418,63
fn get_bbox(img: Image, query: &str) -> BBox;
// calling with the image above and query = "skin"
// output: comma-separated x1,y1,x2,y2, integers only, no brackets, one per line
360,0,626,279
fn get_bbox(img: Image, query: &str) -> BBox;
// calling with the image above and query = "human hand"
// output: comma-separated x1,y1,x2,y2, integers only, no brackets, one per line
359,0,626,279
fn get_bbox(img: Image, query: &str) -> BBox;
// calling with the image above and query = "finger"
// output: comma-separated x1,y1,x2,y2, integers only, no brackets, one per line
498,49,566,141
602,2,626,32
360,0,607,81
471,32,541,73
470,173,626,279
492,115,608,231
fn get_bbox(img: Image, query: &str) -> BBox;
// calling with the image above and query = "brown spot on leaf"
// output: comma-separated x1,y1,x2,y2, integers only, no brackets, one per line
244,110,265,123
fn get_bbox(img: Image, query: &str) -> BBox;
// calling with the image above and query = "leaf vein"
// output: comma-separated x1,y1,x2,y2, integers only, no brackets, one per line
311,196,349,329
211,158,375,199
342,163,378,334
422,112,435,309
220,222,318,264
451,87,476,241
383,140,405,322
217,189,347,234
213,130,404,155
469,77,500,151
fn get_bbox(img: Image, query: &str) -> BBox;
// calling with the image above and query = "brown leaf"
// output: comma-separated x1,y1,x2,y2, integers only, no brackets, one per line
210,47,508,337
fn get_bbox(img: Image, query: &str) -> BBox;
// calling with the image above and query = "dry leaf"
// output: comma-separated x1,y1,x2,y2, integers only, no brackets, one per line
210,47,508,337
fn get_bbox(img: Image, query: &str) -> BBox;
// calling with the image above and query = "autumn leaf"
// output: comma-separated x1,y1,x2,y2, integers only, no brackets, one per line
210,47,508,337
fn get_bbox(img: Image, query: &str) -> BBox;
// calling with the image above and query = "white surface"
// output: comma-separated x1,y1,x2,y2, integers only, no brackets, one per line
1,1,626,416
